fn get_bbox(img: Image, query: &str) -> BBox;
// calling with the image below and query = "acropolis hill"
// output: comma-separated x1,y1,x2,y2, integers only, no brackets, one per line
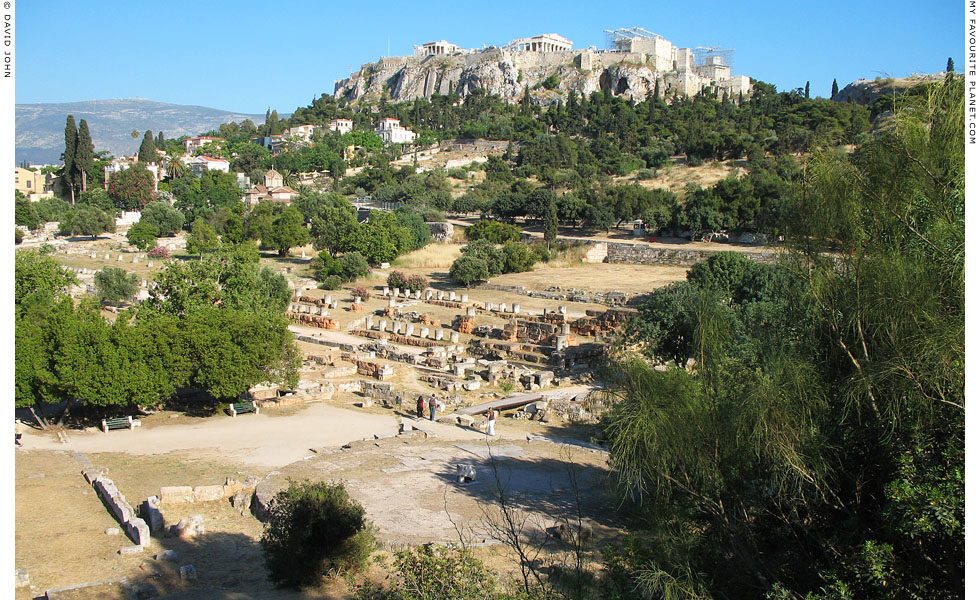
334,28,752,105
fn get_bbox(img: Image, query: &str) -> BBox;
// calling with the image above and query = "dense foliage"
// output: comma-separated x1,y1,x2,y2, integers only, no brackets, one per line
262,480,375,589
604,78,963,599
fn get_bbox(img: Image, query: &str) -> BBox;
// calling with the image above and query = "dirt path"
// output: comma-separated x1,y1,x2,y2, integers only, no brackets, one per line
19,402,550,468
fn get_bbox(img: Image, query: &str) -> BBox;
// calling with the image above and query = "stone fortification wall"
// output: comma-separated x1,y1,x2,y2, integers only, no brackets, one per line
582,241,776,267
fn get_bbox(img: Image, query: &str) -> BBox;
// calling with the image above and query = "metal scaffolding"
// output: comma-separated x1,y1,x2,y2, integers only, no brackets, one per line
692,46,735,71
603,27,664,50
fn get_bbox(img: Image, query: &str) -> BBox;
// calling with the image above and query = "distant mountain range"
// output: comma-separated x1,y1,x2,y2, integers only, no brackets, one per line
15,99,267,165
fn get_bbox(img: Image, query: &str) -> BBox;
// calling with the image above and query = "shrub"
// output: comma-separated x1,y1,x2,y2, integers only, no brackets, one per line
338,252,370,282
94,267,140,306
127,221,159,251
319,276,342,290
353,544,497,600
465,219,521,244
530,243,551,263
447,167,468,180
636,168,659,180
148,246,170,259
350,286,370,300
15,228,23,244
460,239,504,276
261,480,375,589
500,241,535,274
387,270,427,292
449,255,490,286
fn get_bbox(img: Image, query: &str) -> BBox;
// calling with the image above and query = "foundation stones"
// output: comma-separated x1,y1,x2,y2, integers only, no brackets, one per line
419,327,430,339
450,331,460,343
449,291,457,301
405,323,415,336
434,329,444,341
461,293,468,302
384,287,391,296
426,289,434,299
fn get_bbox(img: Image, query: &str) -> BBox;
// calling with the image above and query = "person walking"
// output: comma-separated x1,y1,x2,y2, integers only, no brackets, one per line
429,395,438,421
486,408,497,437
416,395,425,419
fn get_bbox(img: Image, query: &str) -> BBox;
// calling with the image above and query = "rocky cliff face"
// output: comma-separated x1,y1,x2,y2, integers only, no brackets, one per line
334,50,667,106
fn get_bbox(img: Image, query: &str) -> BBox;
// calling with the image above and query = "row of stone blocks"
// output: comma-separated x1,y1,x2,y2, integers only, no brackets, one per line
364,316,460,342
83,469,150,547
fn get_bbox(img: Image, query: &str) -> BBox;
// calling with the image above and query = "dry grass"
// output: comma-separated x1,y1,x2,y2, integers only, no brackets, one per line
615,157,747,195
392,243,463,269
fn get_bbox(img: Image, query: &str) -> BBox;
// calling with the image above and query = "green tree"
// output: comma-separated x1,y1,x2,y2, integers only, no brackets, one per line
263,206,311,256
94,267,140,306
62,115,78,204
15,195,40,230
186,220,221,258
75,119,95,192
139,201,184,236
261,480,375,589
831,78,839,99
449,255,490,286
138,130,157,162
126,221,159,251
63,205,114,239
947,57,954,73
544,196,558,247
108,165,155,210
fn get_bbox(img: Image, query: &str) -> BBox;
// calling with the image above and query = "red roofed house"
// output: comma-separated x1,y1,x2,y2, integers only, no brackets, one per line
244,169,298,205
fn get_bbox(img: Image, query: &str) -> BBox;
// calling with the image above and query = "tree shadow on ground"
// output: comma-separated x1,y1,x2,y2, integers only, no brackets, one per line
434,453,621,531
119,530,315,599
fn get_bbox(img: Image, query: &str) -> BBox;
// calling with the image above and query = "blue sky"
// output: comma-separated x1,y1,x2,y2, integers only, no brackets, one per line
16,0,963,114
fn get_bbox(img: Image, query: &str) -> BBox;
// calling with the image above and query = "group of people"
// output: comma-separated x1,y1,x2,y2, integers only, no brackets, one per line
398,393,496,436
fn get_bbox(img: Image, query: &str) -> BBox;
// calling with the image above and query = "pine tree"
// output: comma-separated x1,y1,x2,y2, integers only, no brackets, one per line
138,130,156,162
268,110,281,136
831,78,839,99
804,81,810,99
75,119,94,193
62,115,78,205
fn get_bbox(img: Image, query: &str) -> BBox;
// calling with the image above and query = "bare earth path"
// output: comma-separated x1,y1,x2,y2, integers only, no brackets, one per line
19,393,588,468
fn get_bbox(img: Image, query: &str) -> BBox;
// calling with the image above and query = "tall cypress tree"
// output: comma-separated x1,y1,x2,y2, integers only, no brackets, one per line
138,130,157,162
804,81,810,99
831,78,839,99
268,110,281,136
75,119,94,192
653,78,661,101
156,131,165,149
947,57,954,73
62,115,78,204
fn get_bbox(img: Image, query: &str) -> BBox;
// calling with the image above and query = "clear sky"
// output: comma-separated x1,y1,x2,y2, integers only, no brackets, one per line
15,0,964,114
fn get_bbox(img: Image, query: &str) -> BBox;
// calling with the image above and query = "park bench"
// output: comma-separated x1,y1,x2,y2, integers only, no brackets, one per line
227,401,259,417
101,416,140,433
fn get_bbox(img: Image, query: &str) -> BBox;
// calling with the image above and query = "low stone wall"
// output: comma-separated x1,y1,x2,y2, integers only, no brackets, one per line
159,477,251,505
583,241,777,267
85,471,150,546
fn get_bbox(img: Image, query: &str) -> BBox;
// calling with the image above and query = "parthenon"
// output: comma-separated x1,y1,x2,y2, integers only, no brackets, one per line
504,33,574,53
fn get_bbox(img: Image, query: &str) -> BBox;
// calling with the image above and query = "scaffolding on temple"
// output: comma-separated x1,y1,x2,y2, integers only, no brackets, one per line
603,27,664,50
692,46,735,72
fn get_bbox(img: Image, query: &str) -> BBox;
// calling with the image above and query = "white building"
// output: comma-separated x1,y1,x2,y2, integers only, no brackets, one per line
374,118,417,145
183,136,223,154
415,40,461,57
328,118,353,134
187,155,230,176
104,159,163,192
285,124,321,142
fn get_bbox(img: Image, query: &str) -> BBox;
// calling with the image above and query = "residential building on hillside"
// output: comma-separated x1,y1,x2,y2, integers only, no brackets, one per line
285,124,321,142
187,155,230,176
183,136,223,154
328,118,354,134
104,158,163,192
251,135,284,155
14,167,56,201
374,118,417,144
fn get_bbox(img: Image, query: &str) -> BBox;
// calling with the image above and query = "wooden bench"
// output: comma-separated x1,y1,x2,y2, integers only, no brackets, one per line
101,416,139,433
228,401,259,417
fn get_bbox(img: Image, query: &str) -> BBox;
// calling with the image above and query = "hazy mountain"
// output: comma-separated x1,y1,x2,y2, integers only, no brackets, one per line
15,98,267,165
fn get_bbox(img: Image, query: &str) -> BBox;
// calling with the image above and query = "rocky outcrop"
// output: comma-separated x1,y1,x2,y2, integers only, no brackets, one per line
335,50,669,106
834,72,947,105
